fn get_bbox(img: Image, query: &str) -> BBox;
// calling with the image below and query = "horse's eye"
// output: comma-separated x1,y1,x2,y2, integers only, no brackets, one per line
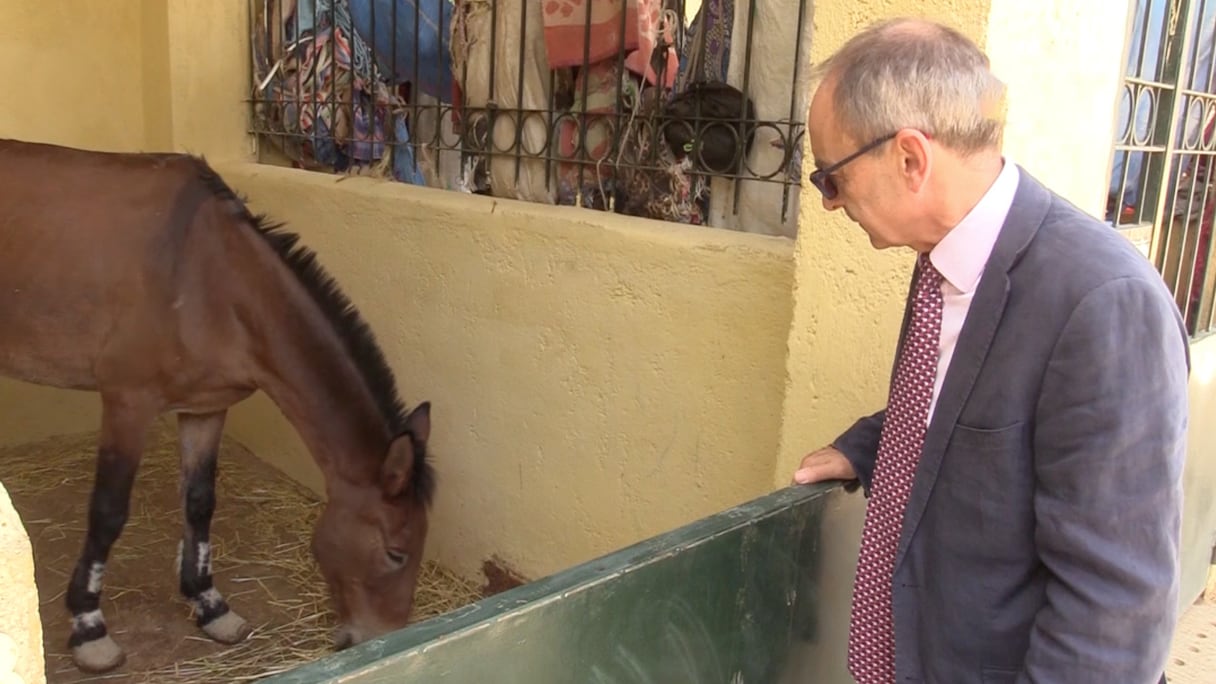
386,549,407,566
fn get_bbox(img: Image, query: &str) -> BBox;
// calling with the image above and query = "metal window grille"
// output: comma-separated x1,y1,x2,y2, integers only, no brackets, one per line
1108,0,1216,336
247,0,813,234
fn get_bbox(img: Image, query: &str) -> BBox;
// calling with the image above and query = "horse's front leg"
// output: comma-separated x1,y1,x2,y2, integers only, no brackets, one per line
66,398,155,673
176,410,251,645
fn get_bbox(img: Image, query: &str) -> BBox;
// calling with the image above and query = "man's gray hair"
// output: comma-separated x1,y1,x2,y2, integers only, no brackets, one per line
812,18,1008,154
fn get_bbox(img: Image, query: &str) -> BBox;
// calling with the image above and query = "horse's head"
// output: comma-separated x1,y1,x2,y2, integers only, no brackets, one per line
310,402,434,650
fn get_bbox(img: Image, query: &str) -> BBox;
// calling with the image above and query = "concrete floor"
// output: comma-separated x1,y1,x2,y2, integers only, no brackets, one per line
1166,579,1216,683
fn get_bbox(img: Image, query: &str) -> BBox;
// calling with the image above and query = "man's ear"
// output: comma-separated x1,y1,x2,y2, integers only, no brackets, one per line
895,128,932,192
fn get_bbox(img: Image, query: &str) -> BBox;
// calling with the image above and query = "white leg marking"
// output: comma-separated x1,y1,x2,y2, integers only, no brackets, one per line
194,587,224,612
72,609,105,631
86,562,105,594
196,541,211,576
175,539,184,576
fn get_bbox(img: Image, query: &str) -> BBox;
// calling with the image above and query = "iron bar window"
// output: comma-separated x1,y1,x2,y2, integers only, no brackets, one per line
247,0,813,237
1107,0,1216,337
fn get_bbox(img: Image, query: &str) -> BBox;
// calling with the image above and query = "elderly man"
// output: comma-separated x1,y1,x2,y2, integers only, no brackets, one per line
792,17,1190,684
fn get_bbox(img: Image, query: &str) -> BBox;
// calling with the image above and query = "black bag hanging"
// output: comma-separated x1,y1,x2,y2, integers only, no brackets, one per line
661,0,755,176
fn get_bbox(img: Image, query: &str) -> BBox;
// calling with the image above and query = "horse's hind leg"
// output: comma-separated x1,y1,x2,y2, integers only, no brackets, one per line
65,398,155,673
176,410,251,645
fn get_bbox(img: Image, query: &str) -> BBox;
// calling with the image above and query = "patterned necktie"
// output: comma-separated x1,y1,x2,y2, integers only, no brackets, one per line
847,252,945,683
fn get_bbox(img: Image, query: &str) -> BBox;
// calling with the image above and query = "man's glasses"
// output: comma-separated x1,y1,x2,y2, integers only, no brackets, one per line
808,132,897,200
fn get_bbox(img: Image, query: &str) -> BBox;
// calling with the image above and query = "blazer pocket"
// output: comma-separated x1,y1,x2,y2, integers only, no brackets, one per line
949,421,1027,454
944,421,1030,497
939,421,1034,561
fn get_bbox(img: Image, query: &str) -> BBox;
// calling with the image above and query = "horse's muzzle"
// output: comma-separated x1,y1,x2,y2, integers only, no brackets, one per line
332,626,357,652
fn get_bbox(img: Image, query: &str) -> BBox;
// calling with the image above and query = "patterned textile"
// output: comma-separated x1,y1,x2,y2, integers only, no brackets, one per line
542,0,675,86
674,0,733,88
848,253,945,683
347,0,456,103
670,0,736,219
255,0,426,184
541,0,679,209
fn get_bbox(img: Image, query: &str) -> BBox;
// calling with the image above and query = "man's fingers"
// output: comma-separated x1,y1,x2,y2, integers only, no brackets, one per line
792,447,856,485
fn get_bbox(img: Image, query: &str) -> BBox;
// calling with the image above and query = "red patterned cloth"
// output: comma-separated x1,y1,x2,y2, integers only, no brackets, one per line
541,0,678,207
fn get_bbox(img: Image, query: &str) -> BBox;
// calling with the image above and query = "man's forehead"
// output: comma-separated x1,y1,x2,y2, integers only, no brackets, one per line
807,82,845,166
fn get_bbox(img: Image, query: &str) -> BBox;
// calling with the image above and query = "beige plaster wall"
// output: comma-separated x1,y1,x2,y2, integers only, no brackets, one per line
161,0,252,162
1180,338,1216,604
984,0,1134,215
0,383,99,448
216,162,796,581
0,483,44,684
0,0,249,158
0,1,147,152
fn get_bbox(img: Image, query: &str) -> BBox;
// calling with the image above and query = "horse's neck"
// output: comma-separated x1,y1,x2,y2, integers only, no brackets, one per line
241,250,388,487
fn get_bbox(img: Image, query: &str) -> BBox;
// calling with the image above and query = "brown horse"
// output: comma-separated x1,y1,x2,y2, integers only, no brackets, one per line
0,138,436,673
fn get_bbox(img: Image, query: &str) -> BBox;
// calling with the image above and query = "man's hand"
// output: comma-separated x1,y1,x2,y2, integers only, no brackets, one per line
792,445,857,485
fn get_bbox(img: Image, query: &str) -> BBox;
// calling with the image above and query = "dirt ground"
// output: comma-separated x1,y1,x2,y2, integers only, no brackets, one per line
0,422,489,683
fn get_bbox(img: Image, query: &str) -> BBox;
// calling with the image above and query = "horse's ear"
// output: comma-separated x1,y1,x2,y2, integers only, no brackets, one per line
405,401,431,443
381,435,415,499
381,402,431,498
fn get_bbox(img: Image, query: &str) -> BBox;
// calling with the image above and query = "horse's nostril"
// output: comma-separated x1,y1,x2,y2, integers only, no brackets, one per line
333,628,354,652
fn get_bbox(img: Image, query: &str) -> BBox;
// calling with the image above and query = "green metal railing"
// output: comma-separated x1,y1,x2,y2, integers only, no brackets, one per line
262,483,848,683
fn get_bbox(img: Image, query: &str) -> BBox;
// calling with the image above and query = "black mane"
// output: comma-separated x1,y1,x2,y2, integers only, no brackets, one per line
191,157,435,506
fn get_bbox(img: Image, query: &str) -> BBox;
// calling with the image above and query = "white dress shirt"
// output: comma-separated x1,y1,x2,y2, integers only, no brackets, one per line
925,159,1021,425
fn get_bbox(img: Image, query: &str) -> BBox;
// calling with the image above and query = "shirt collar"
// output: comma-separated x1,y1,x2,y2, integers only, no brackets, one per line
929,159,1020,294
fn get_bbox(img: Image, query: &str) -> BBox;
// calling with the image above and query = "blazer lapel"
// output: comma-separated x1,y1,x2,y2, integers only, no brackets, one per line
893,167,1053,570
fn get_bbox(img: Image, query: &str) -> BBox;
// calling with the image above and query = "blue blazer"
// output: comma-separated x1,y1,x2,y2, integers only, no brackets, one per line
833,168,1190,683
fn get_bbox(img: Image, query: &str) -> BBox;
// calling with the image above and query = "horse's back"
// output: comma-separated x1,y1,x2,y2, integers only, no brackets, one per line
0,138,195,209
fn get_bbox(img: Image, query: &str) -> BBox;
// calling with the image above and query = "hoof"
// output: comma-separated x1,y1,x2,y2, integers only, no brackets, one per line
72,635,125,673
202,610,252,645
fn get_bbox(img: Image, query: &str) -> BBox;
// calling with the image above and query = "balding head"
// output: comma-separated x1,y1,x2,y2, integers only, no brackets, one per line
812,17,1007,155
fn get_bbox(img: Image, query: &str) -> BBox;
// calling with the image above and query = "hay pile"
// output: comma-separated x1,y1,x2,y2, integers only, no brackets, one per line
0,421,483,683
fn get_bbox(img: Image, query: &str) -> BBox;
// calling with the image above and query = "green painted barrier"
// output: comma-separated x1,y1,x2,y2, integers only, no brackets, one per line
264,482,846,683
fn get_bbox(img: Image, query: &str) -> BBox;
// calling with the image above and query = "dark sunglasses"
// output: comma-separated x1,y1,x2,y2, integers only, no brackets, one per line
808,132,898,200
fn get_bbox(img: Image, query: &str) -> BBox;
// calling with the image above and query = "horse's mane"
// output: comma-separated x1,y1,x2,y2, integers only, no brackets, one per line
190,157,435,506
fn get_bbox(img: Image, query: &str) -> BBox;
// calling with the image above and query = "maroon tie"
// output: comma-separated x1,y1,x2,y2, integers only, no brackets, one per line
848,252,945,683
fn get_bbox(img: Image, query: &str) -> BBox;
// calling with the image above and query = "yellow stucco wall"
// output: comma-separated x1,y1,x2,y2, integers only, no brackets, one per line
162,0,252,162
0,1,147,152
216,162,795,580
0,0,250,159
